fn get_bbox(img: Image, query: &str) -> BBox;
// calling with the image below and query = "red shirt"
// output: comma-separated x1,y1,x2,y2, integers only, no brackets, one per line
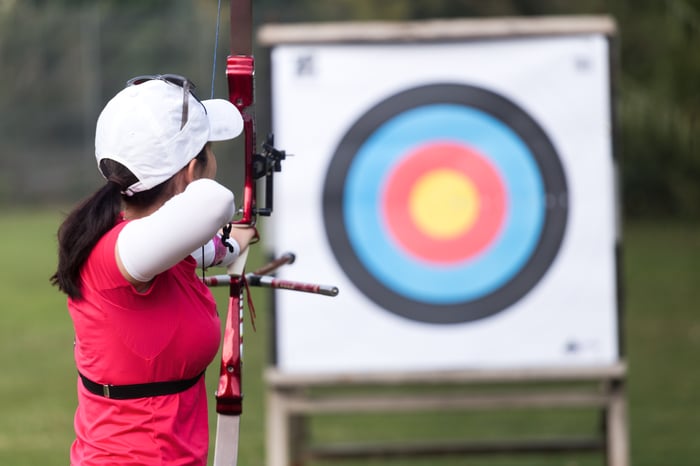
68,220,221,465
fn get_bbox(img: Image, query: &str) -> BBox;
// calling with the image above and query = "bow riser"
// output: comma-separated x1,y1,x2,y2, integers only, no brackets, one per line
227,55,257,226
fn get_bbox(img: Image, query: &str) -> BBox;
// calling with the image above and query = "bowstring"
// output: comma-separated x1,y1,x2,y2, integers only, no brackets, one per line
202,0,224,280
210,0,223,100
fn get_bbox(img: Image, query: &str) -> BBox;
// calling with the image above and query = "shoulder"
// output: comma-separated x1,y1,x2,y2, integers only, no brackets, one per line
96,219,128,263
83,220,130,289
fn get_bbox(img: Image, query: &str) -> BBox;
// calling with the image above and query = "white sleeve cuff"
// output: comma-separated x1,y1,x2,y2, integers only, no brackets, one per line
191,234,241,269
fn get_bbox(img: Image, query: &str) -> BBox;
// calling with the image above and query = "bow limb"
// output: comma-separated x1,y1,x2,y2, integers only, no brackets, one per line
227,0,256,226
213,247,250,466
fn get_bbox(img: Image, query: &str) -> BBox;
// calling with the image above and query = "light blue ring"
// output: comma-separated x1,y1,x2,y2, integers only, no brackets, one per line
344,104,545,304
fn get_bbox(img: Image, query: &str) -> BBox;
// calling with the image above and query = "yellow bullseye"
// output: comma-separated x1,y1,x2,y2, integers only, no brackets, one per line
409,170,479,239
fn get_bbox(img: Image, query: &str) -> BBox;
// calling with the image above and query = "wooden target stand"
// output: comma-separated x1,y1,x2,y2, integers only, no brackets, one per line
265,364,628,466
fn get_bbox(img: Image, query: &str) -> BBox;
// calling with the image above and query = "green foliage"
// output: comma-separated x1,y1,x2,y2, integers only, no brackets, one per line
619,81,700,218
0,0,697,219
611,1,700,219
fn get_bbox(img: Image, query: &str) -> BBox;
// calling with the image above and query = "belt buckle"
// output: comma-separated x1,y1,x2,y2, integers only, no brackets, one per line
102,384,111,398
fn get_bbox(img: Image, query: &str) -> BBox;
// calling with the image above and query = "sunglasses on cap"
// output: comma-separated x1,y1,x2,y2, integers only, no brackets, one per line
126,74,199,130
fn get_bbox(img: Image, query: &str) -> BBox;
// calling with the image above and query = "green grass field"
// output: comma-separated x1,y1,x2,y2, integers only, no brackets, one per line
0,209,698,465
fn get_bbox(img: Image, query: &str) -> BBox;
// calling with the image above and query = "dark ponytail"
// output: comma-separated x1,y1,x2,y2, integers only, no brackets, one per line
50,181,123,299
51,159,140,299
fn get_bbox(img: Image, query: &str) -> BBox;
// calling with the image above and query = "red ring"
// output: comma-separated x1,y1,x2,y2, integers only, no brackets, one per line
381,142,507,264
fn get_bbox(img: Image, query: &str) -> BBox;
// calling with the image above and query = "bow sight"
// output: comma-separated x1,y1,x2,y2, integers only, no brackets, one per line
252,133,286,217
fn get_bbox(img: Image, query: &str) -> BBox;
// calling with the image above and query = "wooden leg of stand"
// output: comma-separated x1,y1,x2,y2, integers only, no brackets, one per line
606,379,630,466
289,412,308,466
267,388,290,466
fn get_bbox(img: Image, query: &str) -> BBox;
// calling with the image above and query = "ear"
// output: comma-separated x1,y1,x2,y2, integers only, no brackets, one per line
184,158,198,184
171,159,198,194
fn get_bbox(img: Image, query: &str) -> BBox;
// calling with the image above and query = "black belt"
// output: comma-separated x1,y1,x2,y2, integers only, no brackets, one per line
79,371,204,400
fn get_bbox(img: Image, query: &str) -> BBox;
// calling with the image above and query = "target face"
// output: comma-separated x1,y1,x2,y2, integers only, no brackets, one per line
323,84,568,323
268,32,619,373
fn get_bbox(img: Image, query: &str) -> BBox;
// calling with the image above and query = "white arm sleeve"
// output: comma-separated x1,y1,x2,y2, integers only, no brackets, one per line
117,178,236,282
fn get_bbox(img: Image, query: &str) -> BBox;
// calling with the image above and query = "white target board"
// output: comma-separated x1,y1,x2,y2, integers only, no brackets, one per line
261,18,620,374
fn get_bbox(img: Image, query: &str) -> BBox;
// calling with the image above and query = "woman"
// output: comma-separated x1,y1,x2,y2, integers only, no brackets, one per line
51,75,257,465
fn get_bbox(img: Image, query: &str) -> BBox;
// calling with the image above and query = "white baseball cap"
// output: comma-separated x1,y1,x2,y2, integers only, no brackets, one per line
95,77,244,194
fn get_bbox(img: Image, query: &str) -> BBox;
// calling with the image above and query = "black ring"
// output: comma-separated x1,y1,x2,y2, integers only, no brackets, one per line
322,83,568,324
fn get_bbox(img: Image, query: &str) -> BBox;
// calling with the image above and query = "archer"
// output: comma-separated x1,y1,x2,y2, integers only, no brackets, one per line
51,75,257,465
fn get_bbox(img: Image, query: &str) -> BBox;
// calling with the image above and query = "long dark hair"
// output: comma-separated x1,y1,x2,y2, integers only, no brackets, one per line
51,149,208,299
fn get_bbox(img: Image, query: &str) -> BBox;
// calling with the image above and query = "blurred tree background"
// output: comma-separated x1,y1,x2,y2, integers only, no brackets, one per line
0,0,698,220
